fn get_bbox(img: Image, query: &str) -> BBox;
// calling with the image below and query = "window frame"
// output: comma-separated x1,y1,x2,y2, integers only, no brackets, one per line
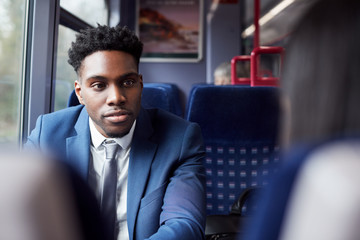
21,0,60,144
23,0,107,143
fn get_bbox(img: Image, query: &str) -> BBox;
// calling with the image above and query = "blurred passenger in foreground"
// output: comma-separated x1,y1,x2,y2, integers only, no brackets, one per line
244,0,360,239
0,149,103,240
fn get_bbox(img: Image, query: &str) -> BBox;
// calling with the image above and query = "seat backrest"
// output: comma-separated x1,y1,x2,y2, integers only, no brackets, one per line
185,84,281,215
141,83,183,117
68,89,80,107
67,83,183,117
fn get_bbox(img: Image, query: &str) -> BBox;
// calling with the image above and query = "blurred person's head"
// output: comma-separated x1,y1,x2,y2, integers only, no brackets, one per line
0,150,104,240
281,0,360,147
214,61,250,85
214,62,231,85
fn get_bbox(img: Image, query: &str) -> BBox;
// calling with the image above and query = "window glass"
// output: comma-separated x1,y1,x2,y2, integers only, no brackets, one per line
54,25,78,111
55,0,108,111
60,0,108,26
0,0,27,144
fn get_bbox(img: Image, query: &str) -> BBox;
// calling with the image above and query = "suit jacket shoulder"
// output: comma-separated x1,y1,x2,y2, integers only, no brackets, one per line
25,106,90,175
26,105,87,144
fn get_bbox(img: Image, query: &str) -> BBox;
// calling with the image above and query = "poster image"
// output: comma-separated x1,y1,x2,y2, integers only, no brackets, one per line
137,0,203,62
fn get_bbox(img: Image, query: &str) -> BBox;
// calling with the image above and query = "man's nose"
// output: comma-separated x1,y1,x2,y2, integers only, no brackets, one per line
106,85,126,105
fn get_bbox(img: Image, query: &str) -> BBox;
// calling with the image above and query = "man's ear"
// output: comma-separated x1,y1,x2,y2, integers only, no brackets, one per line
74,80,85,105
139,74,144,89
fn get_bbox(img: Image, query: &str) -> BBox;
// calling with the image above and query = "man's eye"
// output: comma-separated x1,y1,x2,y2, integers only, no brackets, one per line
91,83,106,90
123,79,136,87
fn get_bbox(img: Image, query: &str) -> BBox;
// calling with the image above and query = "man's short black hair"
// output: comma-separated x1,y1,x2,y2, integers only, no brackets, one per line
68,25,143,74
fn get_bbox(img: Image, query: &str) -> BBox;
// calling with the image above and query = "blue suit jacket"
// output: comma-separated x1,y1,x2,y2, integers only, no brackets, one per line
26,105,206,240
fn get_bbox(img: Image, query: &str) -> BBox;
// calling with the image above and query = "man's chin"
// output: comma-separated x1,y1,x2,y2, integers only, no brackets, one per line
105,131,129,138
104,127,131,138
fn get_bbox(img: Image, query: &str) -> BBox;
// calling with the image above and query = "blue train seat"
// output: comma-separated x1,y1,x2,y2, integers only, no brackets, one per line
141,83,183,117
185,84,281,215
244,137,360,240
67,83,183,117
68,89,80,107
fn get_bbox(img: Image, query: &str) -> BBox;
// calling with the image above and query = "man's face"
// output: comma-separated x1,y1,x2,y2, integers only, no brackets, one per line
75,50,143,138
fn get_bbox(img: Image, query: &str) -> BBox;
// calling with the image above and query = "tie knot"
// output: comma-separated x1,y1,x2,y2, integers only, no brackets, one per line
103,140,119,160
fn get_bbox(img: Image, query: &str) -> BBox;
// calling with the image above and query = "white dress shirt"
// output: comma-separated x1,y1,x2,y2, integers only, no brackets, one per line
88,118,136,240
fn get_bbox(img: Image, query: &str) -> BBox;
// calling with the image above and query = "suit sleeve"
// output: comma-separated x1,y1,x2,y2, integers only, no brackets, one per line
147,123,206,240
23,115,43,149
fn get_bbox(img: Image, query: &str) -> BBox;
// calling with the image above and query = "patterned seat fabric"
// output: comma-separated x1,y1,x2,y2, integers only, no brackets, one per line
186,84,281,215
204,142,279,214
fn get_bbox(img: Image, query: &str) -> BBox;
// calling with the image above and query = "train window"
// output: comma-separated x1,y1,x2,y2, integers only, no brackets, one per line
54,25,77,111
0,0,27,144
54,0,109,110
60,0,108,27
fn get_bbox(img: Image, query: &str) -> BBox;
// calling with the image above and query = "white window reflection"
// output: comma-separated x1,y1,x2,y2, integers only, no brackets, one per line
60,0,108,26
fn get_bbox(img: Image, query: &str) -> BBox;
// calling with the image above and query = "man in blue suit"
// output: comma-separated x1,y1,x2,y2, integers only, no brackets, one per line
25,25,206,240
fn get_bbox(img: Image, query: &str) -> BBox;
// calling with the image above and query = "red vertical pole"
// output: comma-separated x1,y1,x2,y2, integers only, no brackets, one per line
254,0,260,48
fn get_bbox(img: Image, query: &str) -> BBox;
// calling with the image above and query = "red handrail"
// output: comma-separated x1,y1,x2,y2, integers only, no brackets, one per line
254,0,260,48
250,46,285,87
231,1,285,87
231,55,251,85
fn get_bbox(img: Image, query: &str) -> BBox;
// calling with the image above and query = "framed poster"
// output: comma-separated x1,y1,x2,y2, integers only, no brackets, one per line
136,0,203,62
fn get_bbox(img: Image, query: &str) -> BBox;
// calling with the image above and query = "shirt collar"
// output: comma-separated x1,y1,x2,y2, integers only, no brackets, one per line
89,117,136,150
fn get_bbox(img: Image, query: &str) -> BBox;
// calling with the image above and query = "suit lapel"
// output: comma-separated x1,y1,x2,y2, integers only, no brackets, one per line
64,107,157,238
66,107,91,180
127,108,157,240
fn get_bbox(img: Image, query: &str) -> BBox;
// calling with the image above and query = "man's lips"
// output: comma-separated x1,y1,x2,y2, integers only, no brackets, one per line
103,110,131,123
